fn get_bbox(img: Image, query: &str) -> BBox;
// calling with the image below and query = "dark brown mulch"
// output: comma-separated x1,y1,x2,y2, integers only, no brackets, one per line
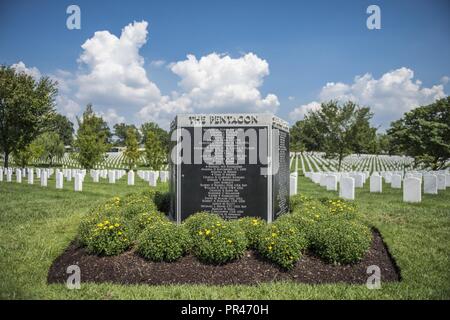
47,229,400,286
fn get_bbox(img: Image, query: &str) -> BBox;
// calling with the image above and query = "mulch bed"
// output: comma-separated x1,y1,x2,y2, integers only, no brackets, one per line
47,229,400,285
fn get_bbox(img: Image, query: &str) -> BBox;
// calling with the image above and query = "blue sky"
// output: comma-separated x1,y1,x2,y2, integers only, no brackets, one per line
1,0,449,129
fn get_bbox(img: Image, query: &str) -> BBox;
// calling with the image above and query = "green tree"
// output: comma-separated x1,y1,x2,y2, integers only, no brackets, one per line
123,128,141,170
0,64,57,167
387,97,450,170
74,104,110,169
141,122,169,153
292,101,376,171
144,130,166,170
114,123,141,146
48,114,74,146
33,132,65,166
12,140,44,168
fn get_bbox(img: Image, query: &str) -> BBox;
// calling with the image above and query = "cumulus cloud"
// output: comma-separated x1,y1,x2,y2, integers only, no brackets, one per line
75,21,162,110
167,52,279,113
289,67,446,128
150,60,166,67
12,21,279,129
97,108,126,125
289,101,321,121
11,61,41,79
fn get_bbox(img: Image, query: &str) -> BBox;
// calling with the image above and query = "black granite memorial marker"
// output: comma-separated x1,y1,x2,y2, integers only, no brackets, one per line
169,113,289,223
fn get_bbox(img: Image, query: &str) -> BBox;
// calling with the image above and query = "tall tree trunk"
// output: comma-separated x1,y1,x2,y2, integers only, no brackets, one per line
338,153,342,172
4,151,9,168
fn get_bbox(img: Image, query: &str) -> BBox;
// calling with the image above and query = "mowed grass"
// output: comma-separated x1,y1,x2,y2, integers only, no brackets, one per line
0,173,449,299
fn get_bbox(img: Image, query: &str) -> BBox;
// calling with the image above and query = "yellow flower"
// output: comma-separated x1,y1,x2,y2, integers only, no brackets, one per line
104,220,110,225
271,232,277,238
205,229,211,235
109,225,114,229
198,231,204,236
118,231,122,235
97,223,103,227
114,223,120,227
268,246,273,251
227,239,233,244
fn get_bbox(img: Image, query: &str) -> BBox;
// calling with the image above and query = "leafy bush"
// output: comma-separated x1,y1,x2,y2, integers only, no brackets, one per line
154,191,171,214
130,211,169,239
137,221,191,262
119,192,158,220
312,218,372,264
236,217,267,249
186,213,247,264
183,212,222,235
79,216,131,256
257,219,308,270
319,197,360,220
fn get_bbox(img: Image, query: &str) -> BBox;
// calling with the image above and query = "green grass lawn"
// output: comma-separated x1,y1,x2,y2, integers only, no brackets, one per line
0,174,449,299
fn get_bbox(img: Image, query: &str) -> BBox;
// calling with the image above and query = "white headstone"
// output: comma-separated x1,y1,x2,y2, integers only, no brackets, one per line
92,170,99,183
6,169,12,182
339,177,355,200
325,175,337,191
370,175,382,193
312,172,321,184
16,169,22,183
391,174,402,189
0,168,3,182
351,173,364,188
66,170,72,182
108,170,116,184
423,175,438,194
40,171,47,187
74,173,83,191
36,168,41,179
128,170,135,186
437,174,446,190
319,174,327,187
403,177,421,203
56,171,63,189
149,171,158,187
28,168,34,184
289,174,298,195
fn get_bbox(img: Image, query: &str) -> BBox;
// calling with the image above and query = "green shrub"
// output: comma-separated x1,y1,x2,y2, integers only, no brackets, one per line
137,221,191,262
130,211,169,239
154,191,171,214
257,219,308,270
119,192,158,220
236,217,267,249
275,213,318,247
188,215,247,264
78,216,131,256
312,218,372,264
319,197,360,220
183,212,222,235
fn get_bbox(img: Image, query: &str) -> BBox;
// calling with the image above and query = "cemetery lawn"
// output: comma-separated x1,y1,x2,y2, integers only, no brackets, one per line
0,176,449,300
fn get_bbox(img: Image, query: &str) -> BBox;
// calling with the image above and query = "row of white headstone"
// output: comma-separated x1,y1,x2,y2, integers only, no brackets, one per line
304,170,450,203
0,167,170,192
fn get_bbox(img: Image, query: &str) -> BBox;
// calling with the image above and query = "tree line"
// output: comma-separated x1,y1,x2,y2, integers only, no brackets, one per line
0,65,168,170
290,98,450,171
1,63,449,171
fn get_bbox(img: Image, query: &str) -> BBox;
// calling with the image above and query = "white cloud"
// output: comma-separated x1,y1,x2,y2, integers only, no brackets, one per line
289,101,321,121
13,21,279,129
166,52,279,114
11,61,41,79
441,76,449,84
290,67,446,127
288,96,295,101
75,21,162,110
97,108,126,126
150,60,166,67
